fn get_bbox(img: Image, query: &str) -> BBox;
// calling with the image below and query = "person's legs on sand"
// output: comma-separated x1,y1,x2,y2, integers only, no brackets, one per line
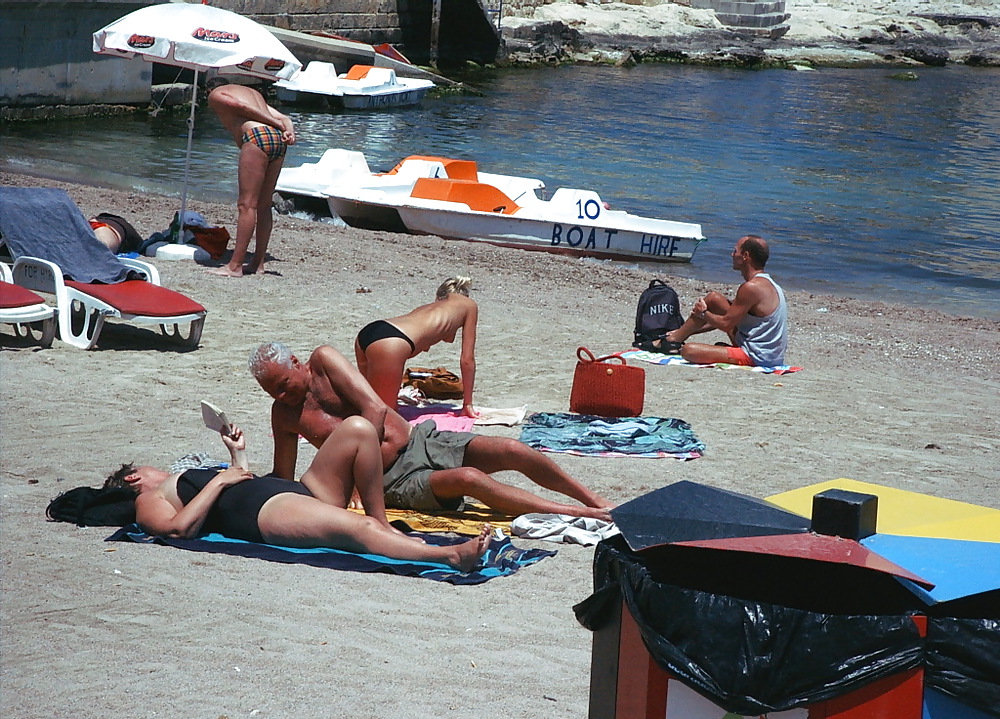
207,142,268,278
428,466,611,520
259,495,490,572
359,337,412,410
298,417,396,531
244,157,284,275
461,435,613,511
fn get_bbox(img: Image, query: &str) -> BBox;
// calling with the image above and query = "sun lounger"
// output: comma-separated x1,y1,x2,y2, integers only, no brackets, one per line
0,262,56,347
10,255,205,349
0,187,206,349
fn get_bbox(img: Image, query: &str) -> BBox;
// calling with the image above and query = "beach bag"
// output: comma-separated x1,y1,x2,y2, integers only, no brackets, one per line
569,347,645,417
402,366,464,400
189,226,231,259
46,486,136,527
633,279,683,346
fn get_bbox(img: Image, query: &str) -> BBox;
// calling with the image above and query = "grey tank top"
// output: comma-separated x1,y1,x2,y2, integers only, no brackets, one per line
735,274,788,366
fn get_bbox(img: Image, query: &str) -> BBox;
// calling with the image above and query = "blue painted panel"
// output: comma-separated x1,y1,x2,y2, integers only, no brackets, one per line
862,534,1000,603
923,687,995,719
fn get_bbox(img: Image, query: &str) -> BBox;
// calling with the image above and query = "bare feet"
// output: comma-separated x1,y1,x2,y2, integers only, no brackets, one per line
448,524,492,572
206,265,243,278
243,262,264,275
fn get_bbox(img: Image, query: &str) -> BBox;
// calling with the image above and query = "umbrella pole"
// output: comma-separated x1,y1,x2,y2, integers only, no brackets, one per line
176,68,199,243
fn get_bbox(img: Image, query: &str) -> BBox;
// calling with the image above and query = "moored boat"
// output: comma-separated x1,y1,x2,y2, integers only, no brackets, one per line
275,150,705,263
275,149,544,232
275,61,434,110
394,179,705,263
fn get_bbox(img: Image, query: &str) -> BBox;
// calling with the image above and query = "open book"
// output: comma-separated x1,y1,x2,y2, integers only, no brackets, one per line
200,400,231,435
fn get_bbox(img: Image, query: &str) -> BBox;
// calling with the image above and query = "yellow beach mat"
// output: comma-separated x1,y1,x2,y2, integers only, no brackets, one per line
352,502,515,536
767,478,1000,543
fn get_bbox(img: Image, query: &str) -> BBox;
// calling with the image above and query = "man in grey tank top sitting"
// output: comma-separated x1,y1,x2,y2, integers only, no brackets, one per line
657,234,789,367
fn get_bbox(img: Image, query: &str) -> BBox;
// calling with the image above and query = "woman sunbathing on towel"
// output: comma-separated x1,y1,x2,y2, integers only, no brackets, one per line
104,419,490,572
355,276,479,418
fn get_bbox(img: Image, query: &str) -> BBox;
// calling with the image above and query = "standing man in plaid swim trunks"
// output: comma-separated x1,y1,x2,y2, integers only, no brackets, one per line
206,78,296,277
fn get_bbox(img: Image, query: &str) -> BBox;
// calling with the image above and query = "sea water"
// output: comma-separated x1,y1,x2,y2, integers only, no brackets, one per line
2,64,998,319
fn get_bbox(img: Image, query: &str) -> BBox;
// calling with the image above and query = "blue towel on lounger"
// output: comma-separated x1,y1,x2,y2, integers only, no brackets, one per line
105,524,555,585
0,187,134,283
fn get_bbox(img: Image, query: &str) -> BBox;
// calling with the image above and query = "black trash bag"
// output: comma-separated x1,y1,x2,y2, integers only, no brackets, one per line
574,535,925,716
926,617,1000,718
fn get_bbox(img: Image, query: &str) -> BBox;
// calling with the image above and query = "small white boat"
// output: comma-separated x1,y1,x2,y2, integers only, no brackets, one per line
276,150,706,263
275,61,434,110
394,180,705,263
276,149,544,232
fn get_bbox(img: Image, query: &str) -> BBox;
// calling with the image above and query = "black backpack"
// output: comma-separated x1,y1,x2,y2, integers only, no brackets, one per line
633,279,683,346
46,486,137,527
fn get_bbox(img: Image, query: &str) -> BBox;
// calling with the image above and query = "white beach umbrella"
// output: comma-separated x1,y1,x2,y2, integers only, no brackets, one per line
93,2,302,236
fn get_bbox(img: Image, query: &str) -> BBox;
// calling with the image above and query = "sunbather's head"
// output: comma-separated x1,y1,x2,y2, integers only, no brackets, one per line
104,463,171,494
249,342,309,405
249,342,293,380
436,276,472,301
104,463,140,494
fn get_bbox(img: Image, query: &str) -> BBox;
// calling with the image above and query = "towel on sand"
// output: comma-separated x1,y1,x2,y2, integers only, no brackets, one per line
621,349,802,375
0,187,135,283
375,503,515,536
106,524,554,585
396,404,475,432
511,514,620,545
397,403,528,429
519,412,705,459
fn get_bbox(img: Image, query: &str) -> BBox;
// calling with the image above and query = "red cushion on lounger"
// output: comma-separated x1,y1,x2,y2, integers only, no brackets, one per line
65,280,205,317
0,280,47,309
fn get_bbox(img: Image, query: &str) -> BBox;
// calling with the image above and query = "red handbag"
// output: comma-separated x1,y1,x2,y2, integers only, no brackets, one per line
569,347,645,417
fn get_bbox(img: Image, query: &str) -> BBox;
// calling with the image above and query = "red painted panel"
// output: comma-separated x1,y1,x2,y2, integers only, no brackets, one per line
808,668,924,719
616,603,669,719
675,533,934,588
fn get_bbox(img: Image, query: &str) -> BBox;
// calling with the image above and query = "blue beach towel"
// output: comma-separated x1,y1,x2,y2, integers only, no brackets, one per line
0,187,134,283
519,412,705,459
106,524,555,585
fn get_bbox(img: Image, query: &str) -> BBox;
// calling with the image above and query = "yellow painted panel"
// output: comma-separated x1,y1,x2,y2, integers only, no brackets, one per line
767,479,1000,543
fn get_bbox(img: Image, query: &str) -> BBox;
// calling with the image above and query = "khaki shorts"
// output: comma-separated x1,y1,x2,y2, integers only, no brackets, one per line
383,420,475,511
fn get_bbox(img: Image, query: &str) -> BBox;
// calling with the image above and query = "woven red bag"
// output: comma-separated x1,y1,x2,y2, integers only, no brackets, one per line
569,347,645,417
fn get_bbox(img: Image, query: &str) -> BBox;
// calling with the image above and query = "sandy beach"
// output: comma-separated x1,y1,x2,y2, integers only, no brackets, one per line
1,169,998,718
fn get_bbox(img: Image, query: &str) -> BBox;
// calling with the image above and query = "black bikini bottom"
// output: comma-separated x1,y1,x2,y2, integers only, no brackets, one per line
357,319,416,353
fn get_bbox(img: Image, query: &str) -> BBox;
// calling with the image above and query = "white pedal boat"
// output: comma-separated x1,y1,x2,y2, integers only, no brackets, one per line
275,61,434,110
276,149,545,232
394,179,705,263
276,150,705,263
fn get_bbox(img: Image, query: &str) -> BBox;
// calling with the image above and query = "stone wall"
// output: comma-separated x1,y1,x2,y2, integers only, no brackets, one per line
0,1,153,109
689,0,790,39
211,0,415,46
212,0,500,65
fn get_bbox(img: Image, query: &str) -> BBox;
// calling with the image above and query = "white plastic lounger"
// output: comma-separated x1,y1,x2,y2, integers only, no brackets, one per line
0,262,57,347
11,256,206,350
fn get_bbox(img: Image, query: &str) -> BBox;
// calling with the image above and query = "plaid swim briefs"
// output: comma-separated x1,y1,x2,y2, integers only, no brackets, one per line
241,125,287,161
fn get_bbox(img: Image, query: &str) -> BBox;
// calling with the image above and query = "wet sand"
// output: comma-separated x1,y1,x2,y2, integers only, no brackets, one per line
2,170,998,718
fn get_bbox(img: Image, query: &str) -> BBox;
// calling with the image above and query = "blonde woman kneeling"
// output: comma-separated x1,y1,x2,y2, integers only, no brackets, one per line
356,277,479,418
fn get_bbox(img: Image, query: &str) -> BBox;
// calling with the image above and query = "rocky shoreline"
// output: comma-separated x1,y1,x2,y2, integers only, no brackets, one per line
499,2,1000,67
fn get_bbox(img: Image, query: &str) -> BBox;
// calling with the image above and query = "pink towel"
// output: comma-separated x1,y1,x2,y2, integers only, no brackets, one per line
397,404,475,432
